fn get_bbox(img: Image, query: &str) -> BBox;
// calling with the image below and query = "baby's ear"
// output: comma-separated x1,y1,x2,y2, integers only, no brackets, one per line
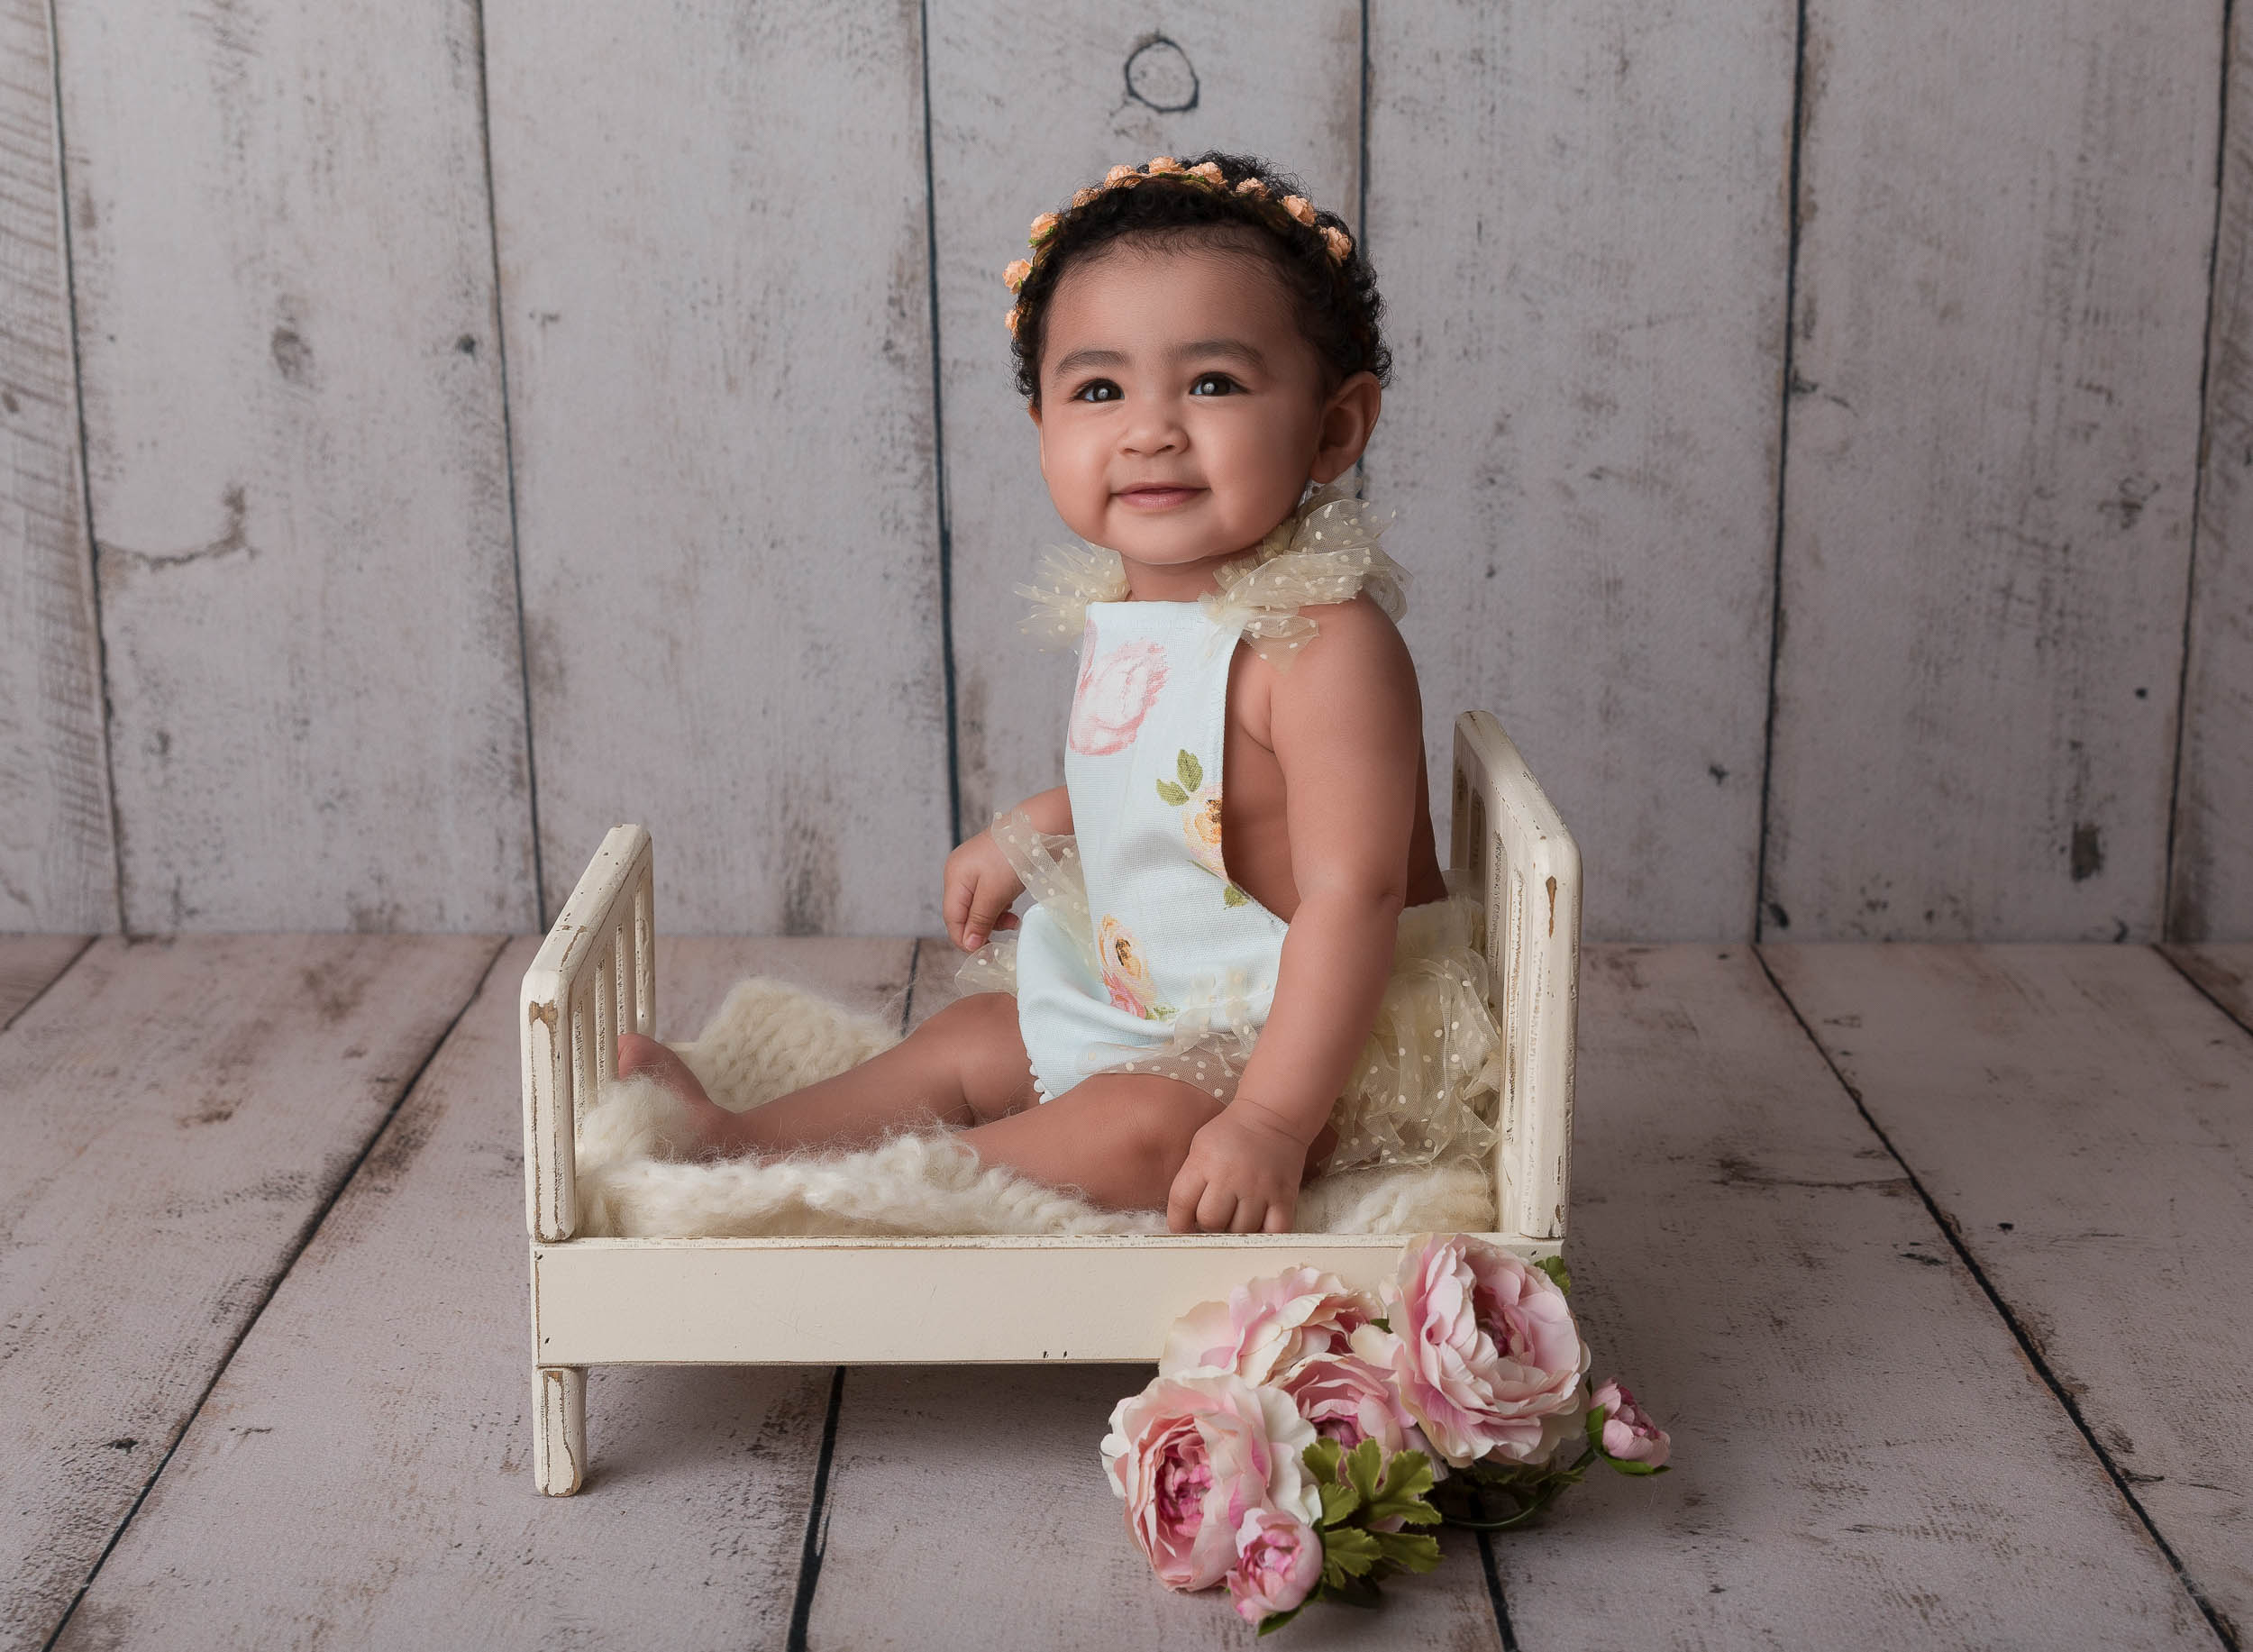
1026,400,1043,428
1309,371,1382,484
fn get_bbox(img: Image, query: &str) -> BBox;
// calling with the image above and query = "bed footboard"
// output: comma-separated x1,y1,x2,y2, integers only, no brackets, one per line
1451,711,1581,1246
521,824,654,1246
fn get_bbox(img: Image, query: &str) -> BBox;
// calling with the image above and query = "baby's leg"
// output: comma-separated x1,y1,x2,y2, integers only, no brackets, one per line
616,991,1036,1157
954,1072,1226,1213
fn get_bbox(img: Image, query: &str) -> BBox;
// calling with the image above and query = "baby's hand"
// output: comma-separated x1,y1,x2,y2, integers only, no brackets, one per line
943,832,1026,951
1166,1097,1315,1234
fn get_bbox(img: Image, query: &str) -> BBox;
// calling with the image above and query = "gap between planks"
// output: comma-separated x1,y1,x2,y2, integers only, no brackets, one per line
1760,943,2251,1648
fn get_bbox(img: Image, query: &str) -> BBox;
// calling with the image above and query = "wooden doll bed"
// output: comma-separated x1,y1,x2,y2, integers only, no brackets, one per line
521,710,1579,1495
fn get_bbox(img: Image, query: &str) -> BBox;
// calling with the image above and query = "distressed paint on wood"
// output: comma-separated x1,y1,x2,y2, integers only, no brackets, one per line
0,0,113,932
804,1364,1504,1650
1364,0,1796,941
1763,2,2223,942
1764,942,2253,1631
927,2,1363,837
51,0,534,932
0,933,498,1647
51,936,910,1650
2170,10,2253,943
0,933,86,1030
2163,941,2253,1033
1496,946,2211,1647
485,3,952,935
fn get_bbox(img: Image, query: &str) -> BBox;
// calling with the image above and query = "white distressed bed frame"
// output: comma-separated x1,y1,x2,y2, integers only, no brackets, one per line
522,710,1579,1494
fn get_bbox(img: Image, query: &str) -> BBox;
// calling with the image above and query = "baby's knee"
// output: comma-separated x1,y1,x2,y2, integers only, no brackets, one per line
1102,1079,1226,1182
920,991,1034,1117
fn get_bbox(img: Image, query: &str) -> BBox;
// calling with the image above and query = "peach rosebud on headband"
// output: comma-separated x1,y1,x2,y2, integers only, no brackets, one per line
1072,185,1099,207
1321,224,1353,261
1234,178,1269,199
1003,258,1033,293
1005,306,1020,333
1189,160,1225,184
1145,155,1183,174
1028,212,1059,245
1282,195,1316,226
1104,163,1140,187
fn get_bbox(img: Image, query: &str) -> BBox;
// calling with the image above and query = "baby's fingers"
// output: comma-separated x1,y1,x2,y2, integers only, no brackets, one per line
1166,1166,1208,1234
959,879,1017,951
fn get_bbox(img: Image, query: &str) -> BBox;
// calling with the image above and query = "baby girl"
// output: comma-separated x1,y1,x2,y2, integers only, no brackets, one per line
619,151,1503,1233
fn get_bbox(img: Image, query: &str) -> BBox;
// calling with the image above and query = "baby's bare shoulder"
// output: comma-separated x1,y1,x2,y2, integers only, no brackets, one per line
1278,595,1419,697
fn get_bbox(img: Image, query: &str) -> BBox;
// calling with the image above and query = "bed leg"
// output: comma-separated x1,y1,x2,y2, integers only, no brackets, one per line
534,1365,587,1495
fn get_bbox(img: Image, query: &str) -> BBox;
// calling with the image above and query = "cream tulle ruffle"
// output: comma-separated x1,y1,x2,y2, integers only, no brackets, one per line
956,812,1504,1173
1015,484,1408,671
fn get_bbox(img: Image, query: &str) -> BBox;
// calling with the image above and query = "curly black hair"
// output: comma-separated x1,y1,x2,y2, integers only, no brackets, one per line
1007,151,1391,405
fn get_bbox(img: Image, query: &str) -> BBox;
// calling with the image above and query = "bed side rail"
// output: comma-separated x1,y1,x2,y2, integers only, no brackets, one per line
522,825,654,1242
1450,712,1581,1246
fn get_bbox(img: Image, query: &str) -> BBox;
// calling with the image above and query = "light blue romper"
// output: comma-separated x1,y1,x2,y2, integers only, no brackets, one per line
1014,598,1286,1101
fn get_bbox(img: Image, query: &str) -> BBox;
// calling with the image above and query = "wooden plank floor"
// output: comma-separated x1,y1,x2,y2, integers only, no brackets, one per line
0,938,2244,1650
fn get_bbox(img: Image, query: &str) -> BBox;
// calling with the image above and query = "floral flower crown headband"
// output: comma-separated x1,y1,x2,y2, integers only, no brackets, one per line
1002,156,1355,333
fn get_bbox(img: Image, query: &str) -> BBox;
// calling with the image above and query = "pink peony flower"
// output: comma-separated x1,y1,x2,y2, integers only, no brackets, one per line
1592,1378,1671,1469
1226,1509,1322,1625
1356,1234,1590,1467
1181,785,1227,879
1069,633,1169,755
1102,1372,1318,1591
1275,1348,1432,1460
1159,1266,1377,1384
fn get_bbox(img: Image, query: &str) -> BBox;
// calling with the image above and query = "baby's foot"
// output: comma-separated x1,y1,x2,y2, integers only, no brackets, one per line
616,1033,750,1155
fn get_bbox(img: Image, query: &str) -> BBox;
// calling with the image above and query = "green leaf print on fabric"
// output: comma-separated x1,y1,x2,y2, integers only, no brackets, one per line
1154,748,1243,905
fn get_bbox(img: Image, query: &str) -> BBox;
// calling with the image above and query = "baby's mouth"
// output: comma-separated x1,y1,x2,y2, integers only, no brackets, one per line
1117,484,1204,510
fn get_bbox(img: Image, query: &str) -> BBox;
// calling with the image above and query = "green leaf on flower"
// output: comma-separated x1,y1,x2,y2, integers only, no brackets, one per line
1222,883,1250,907
1255,1604,1305,1638
1371,1530,1444,1574
1302,1438,1345,1484
1319,1480,1361,1527
1155,778,1189,807
1343,1438,1386,1508
1607,1457,1668,1476
1365,1450,1441,1526
1536,1254,1572,1293
1586,1405,1610,1453
1177,749,1203,790
1321,1527,1382,1584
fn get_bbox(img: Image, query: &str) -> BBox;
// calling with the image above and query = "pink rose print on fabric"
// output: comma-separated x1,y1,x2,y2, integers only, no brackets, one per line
1071,633,1170,756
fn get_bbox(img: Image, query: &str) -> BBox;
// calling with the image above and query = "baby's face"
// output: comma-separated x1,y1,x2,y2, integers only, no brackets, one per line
1032,243,1344,569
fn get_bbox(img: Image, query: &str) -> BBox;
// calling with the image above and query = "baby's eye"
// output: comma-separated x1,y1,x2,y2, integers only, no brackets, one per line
1189,372,1242,397
1072,379,1123,403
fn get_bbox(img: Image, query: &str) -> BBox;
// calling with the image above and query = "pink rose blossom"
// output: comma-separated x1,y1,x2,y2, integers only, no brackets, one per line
1069,633,1169,755
1275,1348,1432,1461
1225,1509,1323,1625
1158,1266,1377,1385
1101,1372,1318,1591
1592,1378,1671,1469
1357,1234,1590,1467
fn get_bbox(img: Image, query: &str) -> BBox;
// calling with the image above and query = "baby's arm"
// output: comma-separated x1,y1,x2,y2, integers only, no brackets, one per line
1166,601,1422,1233
944,784,1073,950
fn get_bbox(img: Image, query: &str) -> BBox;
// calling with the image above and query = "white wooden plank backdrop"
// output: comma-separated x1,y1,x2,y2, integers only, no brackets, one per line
485,2,953,935
3,0,2248,941
1492,945,2212,1647
2171,13,2253,943
48,0,535,932
1762,944,2253,1637
1367,0,1797,942
0,0,111,934
930,3,1364,840
0,933,498,1647
42,936,913,1652
1762,0,2224,942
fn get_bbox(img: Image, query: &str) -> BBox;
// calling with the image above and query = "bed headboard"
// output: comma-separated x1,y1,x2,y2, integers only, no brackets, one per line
1451,711,1581,1246
522,825,653,1242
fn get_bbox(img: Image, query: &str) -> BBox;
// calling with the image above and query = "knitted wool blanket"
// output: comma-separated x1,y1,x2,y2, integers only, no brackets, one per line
573,976,1500,1239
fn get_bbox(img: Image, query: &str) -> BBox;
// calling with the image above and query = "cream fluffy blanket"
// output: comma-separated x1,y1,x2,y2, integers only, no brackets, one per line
574,976,1498,1238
